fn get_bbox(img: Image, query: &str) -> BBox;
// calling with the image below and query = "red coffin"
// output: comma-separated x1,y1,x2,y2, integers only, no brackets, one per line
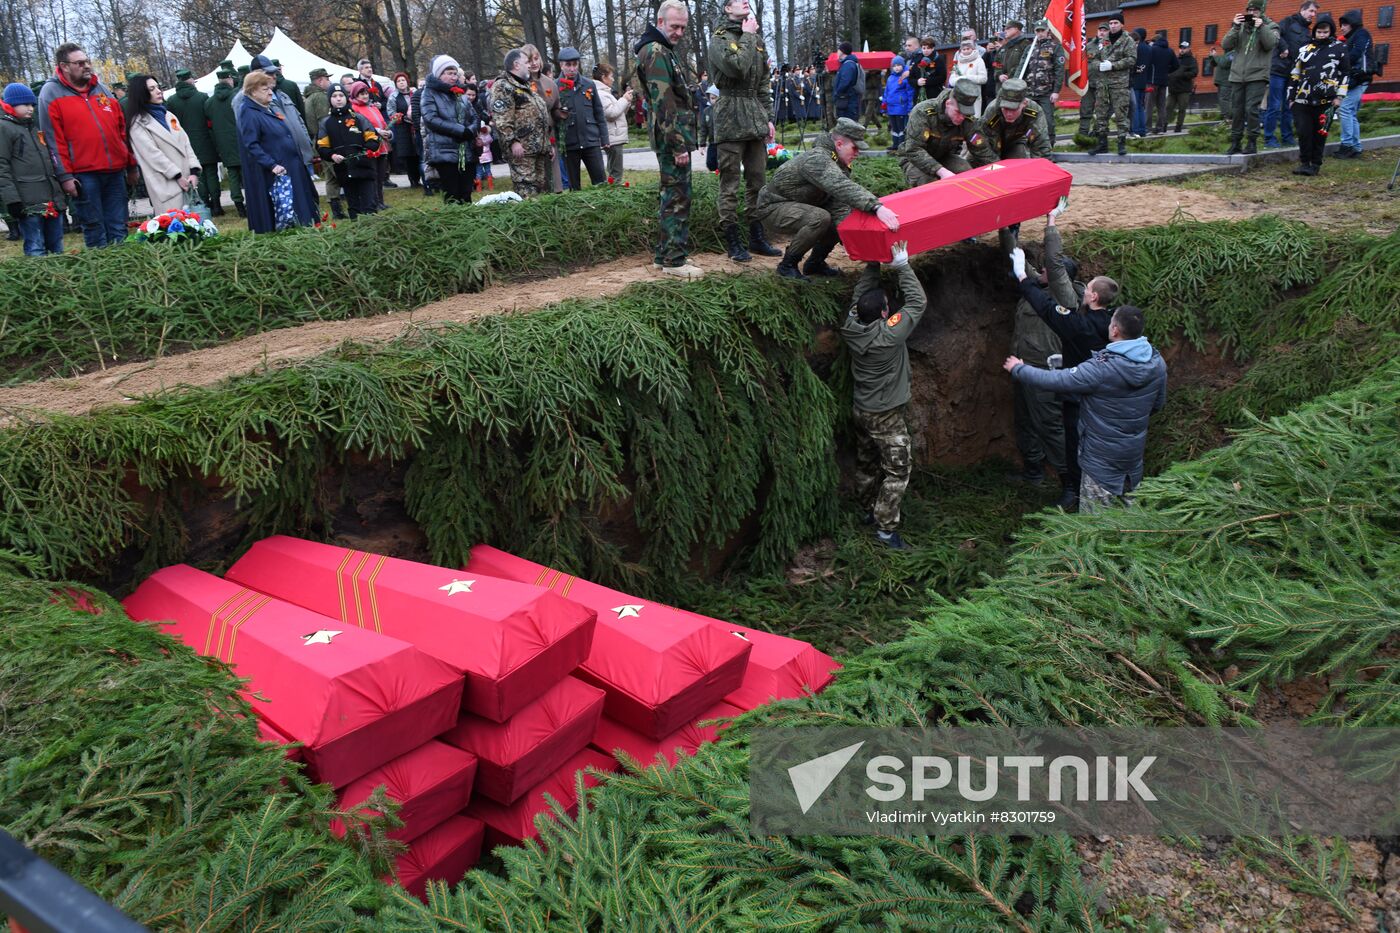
824,51,896,73
467,748,617,851
255,717,304,762
332,740,478,842
439,676,605,805
390,814,485,901
463,545,751,739
838,159,1073,262
123,565,463,787
226,536,596,722
590,700,740,769
703,622,840,711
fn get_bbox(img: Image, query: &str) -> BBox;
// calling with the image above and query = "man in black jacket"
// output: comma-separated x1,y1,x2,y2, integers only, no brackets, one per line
1146,34,1176,134
1165,41,1198,133
1009,246,1117,511
1266,1,1317,147
557,47,609,189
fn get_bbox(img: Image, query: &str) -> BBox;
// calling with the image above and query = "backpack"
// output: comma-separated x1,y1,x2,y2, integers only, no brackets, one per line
852,62,866,98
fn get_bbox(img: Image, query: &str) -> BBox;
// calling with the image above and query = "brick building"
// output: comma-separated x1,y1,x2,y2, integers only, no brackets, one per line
1084,0,1395,94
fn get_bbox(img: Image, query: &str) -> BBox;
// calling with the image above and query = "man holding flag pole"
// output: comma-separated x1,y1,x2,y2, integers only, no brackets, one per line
1027,0,1090,151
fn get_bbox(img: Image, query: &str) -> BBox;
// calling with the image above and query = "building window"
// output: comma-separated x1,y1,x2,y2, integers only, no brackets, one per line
1377,43,1391,66
1379,5,1394,27
1180,26,1193,45
1204,23,1219,43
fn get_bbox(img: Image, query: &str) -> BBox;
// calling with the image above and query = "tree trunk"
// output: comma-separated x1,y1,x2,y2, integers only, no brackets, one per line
604,0,618,69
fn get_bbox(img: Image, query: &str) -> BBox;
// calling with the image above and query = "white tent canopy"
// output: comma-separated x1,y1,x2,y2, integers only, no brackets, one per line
181,39,254,95
260,28,391,89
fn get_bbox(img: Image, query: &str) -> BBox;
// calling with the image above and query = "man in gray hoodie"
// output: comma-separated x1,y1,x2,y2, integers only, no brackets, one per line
1002,304,1167,512
839,240,927,549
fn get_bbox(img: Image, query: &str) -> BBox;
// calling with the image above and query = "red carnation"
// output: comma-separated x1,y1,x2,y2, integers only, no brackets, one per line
157,215,172,228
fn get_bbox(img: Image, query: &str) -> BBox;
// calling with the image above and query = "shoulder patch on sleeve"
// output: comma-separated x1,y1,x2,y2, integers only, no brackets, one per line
886,312,903,326
492,97,508,112
1054,304,1073,316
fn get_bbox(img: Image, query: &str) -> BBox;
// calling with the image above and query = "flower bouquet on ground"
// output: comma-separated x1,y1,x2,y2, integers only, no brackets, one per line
128,207,218,245
766,142,791,171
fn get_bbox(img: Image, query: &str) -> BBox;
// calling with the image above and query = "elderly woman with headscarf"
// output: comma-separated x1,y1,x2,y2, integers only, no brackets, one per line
419,55,481,204
315,84,382,217
237,70,318,232
349,80,393,208
123,74,202,214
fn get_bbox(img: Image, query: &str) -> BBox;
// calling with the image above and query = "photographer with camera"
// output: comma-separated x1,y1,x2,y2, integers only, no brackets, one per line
1221,0,1280,154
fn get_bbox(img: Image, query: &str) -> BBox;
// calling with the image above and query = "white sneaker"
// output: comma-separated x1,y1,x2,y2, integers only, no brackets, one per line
660,262,704,279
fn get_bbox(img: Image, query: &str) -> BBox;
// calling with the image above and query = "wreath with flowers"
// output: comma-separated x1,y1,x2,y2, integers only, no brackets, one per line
127,207,218,245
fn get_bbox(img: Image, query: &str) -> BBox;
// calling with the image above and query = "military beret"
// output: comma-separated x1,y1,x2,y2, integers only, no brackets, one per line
558,46,581,62
831,117,870,149
175,68,192,80
997,78,1029,106
952,78,980,114
309,68,330,80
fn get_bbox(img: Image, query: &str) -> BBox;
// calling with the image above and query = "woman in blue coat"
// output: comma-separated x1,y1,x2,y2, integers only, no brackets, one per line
237,71,319,233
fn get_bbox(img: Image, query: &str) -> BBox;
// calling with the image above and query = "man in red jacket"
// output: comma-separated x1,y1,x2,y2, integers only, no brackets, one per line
38,43,138,248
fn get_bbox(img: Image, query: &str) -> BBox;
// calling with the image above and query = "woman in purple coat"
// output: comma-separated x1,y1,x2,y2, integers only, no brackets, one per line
237,71,319,233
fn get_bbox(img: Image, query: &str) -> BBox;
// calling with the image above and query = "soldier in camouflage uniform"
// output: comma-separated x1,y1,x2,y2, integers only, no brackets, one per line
861,69,884,131
1091,13,1137,155
1079,25,1110,137
492,49,554,198
1018,21,1067,147
709,0,782,262
839,241,928,549
898,79,997,187
755,118,899,281
637,1,703,279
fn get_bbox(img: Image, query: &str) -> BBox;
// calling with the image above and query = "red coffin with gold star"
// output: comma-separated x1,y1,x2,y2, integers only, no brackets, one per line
439,676,605,804
225,536,596,722
331,740,478,842
463,545,751,739
466,748,617,851
391,814,486,901
589,700,741,770
837,158,1073,262
122,565,463,787
697,620,841,712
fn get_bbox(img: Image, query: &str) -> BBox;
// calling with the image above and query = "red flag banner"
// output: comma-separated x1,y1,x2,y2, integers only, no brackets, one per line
1047,0,1088,96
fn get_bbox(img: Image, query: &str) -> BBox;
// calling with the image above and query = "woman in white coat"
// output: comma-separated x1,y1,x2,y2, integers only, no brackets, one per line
124,75,201,214
592,62,634,181
948,39,989,116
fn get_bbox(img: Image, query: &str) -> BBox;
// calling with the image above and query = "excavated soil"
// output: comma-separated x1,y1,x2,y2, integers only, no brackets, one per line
0,183,1253,420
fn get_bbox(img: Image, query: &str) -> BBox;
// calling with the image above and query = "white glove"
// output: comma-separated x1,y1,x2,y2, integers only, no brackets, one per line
1010,247,1027,279
1099,60,1113,72
1049,195,1068,220
891,243,910,267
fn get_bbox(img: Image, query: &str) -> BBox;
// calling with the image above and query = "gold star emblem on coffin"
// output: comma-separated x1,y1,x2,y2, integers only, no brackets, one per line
303,630,342,646
730,631,751,641
612,604,645,619
438,579,476,596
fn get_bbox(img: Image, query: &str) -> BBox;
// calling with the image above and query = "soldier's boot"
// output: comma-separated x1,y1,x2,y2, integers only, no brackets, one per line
723,223,752,263
329,198,348,221
1117,135,1128,156
1089,134,1109,155
1242,135,1258,155
1226,136,1243,155
1174,120,1184,133
748,221,781,257
777,247,810,282
802,242,844,278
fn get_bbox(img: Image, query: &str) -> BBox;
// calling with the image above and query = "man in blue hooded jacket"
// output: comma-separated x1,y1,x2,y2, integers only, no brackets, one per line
1001,275,1167,512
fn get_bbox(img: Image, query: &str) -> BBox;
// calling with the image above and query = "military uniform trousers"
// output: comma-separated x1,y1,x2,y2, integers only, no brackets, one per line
1167,91,1192,130
1078,84,1098,136
901,152,972,188
1229,80,1267,141
509,153,553,198
1093,81,1132,139
222,164,244,207
1033,95,1058,147
717,137,766,226
655,145,693,267
196,163,221,209
1216,83,1234,119
853,405,913,533
757,199,848,259
1013,376,1067,475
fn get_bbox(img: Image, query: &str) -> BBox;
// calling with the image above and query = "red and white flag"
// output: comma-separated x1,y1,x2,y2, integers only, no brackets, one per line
1046,0,1088,96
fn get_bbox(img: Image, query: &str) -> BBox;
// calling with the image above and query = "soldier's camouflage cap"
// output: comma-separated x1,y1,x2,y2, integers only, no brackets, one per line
997,78,1029,106
952,78,980,114
831,117,870,148
309,68,330,79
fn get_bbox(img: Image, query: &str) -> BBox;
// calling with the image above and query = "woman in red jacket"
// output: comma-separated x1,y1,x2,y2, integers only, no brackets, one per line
350,81,392,209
